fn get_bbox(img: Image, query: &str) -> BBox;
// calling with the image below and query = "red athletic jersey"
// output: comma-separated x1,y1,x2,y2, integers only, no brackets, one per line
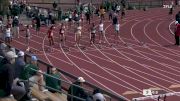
175,24,180,36
48,29,53,38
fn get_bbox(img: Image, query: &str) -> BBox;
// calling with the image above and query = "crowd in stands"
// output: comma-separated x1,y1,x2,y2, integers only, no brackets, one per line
0,41,106,101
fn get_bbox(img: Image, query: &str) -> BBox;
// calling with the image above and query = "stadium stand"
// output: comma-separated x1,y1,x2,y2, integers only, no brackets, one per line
0,40,125,101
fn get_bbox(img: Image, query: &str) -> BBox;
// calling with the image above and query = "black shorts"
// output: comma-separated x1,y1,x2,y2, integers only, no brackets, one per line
91,33,95,36
91,33,95,39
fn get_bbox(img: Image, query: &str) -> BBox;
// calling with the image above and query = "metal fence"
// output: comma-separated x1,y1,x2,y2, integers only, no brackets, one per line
0,39,126,101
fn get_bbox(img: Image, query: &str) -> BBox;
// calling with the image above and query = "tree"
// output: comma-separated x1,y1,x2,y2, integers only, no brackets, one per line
0,0,9,15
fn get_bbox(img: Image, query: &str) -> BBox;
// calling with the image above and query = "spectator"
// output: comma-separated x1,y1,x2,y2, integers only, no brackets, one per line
74,13,80,26
116,5,121,14
35,15,41,34
121,7,125,19
15,51,32,101
26,5,31,18
175,0,179,5
14,51,25,79
108,10,113,20
34,7,40,16
68,11,73,26
174,21,180,45
48,11,53,25
121,0,126,8
43,9,48,25
86,95,93,101
0,51,16,97
45,67,61,93
20,55,47,92
53,1,58,10
0,51,26,100
93,89,106,101
176,11,180,23
58,7,63,21
112,13,118,25
10,47,16,54
169,5,173,15
85,12,91,24
0,43,8,57
67,77,87,101
77,0,80,5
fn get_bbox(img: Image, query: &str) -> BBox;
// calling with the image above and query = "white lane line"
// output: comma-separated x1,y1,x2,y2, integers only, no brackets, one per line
24,20,178,66
156,21,174,44
15,35,73,65
169,20,175,36
129,18,180,76
142,20,180,76
129,19,180,82
144,20,180,64
11,31,73,83
119,36,180,55
52,11,163,100
77,42,147,91
81,12,180,88
18,10,167,100
66,53,95,64
19,15,180,82
78,15,167,101
59,44,131,101
16,10,174,99
123,16,180,97
33,25,180,84
42,34,72,83
102,14,179,94
103,65,175,84
27,23,72,83
140,47,180,59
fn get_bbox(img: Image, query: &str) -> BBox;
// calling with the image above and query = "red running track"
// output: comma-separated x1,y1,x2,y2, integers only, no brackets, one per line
10,7,180,101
